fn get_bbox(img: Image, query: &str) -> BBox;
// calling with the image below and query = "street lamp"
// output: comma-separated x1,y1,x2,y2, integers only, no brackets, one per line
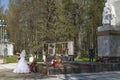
0,20,7,40
0,19,7,63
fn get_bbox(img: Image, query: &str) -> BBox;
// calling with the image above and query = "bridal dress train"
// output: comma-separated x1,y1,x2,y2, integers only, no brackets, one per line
13,50,30,73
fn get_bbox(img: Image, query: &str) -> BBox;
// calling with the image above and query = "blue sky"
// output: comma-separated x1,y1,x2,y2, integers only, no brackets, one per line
1,0,9,11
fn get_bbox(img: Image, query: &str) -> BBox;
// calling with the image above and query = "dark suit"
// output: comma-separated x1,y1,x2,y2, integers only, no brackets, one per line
89,49,95,62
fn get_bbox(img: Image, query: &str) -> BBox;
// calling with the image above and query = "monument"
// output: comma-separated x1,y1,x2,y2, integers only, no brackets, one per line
97,0,120,62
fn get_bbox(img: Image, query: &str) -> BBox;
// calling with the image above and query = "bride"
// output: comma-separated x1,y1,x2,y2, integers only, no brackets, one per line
13,50,30,73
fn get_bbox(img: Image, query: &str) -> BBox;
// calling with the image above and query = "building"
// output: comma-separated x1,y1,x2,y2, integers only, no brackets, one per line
0,20,14,56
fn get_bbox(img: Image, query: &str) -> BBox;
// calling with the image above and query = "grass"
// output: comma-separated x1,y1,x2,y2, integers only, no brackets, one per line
4,55,43,64
74,57,89,62
74,56,96,62
3,55,95,63
4,55,18,63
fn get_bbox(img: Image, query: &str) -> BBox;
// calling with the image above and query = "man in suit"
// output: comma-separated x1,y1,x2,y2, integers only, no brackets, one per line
89,49,95,62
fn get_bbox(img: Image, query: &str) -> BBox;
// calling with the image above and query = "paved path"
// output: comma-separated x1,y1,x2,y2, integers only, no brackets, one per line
1,63,120,80
42,72,120,80
0,63,16,69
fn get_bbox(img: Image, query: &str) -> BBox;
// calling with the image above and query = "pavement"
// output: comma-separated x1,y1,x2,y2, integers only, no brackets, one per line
1,63,120,80
0,63,16,69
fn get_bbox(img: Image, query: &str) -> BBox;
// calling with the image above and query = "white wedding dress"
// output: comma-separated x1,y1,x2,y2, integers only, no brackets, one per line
13,50,30,73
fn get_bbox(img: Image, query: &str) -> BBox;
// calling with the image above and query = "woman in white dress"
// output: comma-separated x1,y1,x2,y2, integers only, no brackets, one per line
13,50,30,73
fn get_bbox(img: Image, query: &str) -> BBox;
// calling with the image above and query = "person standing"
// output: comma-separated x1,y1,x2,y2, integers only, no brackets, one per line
89,49,95,62
13,50,30,73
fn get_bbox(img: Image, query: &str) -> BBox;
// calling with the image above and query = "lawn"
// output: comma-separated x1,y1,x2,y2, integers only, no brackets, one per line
74,57,89,62
3,55,95,63
4,55,18,63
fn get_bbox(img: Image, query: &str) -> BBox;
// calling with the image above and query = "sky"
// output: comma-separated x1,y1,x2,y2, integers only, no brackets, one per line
1,0,9,11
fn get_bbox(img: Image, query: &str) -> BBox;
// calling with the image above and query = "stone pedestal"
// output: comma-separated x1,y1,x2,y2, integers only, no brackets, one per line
97,0,120,62
97,25,120,57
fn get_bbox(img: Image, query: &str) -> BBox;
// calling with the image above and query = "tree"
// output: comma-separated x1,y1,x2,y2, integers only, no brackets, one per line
6,0,105,58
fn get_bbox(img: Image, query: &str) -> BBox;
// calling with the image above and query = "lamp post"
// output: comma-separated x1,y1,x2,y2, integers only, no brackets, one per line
0,19,7,63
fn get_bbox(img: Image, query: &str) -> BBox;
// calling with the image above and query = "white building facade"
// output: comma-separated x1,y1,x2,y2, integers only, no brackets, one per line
0,20,14,56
